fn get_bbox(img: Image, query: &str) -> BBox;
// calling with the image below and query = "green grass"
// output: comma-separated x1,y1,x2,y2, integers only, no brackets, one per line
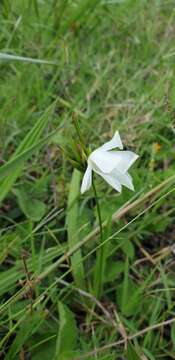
0,0,175,359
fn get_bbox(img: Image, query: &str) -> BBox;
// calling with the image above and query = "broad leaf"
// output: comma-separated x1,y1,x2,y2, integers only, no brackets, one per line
55,302,78,358
14,187,46,222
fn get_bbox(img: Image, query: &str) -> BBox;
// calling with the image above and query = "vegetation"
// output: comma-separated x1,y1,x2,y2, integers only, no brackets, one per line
0,1,175,359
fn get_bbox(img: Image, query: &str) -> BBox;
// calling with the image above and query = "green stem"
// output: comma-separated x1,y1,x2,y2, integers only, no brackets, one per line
92,175,104,298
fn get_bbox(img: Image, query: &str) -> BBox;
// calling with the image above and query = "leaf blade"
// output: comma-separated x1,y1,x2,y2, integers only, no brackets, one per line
67,169,85,289
55,302,78,357
0,102,56,203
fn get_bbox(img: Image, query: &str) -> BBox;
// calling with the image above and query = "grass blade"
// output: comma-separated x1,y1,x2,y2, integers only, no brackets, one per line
6,311,45,359
0,102,56,203
59,0,99,34
67,169,85,289
126,342,142,360
0,132,55,180
0,52,56,65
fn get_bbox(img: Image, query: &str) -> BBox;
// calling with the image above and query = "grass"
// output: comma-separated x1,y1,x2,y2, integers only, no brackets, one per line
0,0,175,359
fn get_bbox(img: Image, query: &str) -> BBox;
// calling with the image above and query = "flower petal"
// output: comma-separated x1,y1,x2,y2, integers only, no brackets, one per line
112,169,134,191
101,131,123,151
89,148,114,173
111,151,139,174
81,164,92,194
90,149,138,174
95,168,122,192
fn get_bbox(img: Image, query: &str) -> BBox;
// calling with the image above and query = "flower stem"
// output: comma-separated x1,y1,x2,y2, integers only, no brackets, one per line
92,176,104,298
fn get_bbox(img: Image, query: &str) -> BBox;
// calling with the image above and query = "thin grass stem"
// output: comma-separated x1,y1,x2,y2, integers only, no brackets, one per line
92,176,104,298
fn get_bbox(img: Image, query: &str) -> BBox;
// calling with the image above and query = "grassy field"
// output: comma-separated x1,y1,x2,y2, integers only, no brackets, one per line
0,0,175,359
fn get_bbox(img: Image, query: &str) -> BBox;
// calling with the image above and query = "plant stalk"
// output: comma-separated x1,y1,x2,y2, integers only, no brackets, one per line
92,176,104,298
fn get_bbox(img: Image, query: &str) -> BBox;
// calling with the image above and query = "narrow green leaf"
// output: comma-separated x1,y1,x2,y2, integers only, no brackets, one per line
171,322,175,349
121,257,129,311
53,0,69,30
123,269,156,315
0,102,56,203
0,52,56,65
0,132,54,180
159,263,171,310
14,187,46,222
6,312,44,359
32,0,39,17
31,340,56,360
58,351,81,360
0,246,64,299
14,103,55,155
55,302,78,358
126,342,141,360
94,214,112,297
143,348,156,360
67,169,85,289
59,0,99,34
104,260,124,282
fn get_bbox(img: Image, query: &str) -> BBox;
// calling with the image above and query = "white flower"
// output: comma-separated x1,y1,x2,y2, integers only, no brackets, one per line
81,131,139,194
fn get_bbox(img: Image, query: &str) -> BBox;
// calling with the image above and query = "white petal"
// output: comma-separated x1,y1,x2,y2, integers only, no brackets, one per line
111,151,139,174
101,131,123,151
95,168,122,192
81,164,92,194
90,149,138,174
89,148,114,173
112,170,134,191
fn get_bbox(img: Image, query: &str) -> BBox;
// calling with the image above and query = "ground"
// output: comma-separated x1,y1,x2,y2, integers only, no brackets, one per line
0,1,175,359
